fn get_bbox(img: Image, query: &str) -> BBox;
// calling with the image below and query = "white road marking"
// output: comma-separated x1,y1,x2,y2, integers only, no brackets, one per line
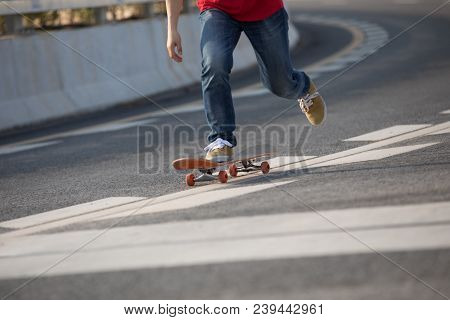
309,64,347,73
57,119,157,138
268,156,316,168
427,127,450,135
297,15,389,80
0,180,295,238
300,15,365,72
440,109,450,115
271,122,449,173
0,103,201,150
90,180,295,222
0,197,146,230
344,125,431,141
1,201,449,280
2,122,447,237
0,140,61,156
215,14,371,100
308,143,438,168
233,87,269,99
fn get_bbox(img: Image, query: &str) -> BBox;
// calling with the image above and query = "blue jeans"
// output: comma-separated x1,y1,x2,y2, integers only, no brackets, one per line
200,8,310,146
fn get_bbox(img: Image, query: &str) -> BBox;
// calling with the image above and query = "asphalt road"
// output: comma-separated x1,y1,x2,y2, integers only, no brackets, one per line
0,0,449,299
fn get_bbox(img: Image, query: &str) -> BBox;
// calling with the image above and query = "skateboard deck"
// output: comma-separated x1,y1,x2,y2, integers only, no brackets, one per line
172,158,223,171
172,153,272,186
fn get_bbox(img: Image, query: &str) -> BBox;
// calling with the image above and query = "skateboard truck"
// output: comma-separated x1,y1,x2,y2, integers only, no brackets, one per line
186,169,228,187
228,159,270,178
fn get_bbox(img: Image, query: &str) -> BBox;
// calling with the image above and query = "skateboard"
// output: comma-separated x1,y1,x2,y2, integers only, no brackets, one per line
172,154,272,186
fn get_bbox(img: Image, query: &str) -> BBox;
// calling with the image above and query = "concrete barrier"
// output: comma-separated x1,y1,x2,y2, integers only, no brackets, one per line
0,12,299,132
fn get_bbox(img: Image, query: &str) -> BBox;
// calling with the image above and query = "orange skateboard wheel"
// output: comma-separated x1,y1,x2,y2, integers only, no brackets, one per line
218,170,228,183
229,164,238,177
261,161,270,174
186,173,195,186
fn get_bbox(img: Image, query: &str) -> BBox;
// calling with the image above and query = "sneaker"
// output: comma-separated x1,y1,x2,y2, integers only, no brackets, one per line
204,138,233,162
298,81,326,125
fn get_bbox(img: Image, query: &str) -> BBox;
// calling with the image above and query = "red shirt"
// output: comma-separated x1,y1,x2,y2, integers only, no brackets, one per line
197,0,284,22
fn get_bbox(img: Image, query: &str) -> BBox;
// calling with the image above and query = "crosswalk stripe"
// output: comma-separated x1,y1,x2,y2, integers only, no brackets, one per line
1,201,449,280
427,127,450,135
0,180,295,238
344,125,431,141
0,197,146,230
308,143,438,168
270,122,449,173
272,144,437,172
90,180,295,222
2,121,446,237
268,156,316,168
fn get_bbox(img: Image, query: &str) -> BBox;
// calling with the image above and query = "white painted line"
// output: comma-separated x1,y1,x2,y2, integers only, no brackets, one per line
268,156,316,168
337,52,369,62
310,64,346,73
440,109,450,115
58,119,157,138
365,30,389,37
233,88,270,99
308,143,438,168
0,197,147,229
0,140,61,156
301,15,366,74
271,122,450,172
0,180,295,238
0,102,202,149
3,122,447,237
1,201,449,280
91,180,295,222
366,33,389,40
427,127,450,135
308,72,321,80
344,125,431,141
332,56,360,64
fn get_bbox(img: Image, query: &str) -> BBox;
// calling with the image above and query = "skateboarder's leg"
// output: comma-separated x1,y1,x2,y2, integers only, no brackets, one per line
243,8,326,125
200,9,242,146
243,8,310,99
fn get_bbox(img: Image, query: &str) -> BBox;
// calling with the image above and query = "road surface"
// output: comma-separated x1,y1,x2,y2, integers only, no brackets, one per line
0,0,449,299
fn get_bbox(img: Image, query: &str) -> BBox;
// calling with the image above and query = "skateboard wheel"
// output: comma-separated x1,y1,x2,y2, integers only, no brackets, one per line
261,161,270,174
186,173,195,186
229,164,238,177
218,170,228,183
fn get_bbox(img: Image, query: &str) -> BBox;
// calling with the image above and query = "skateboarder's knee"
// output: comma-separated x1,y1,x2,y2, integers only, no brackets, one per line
201,54,233,77
265,81,291,98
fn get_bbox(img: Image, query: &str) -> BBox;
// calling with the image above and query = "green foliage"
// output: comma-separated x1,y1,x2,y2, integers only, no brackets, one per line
0,16,4,34
74,8,95,25
0,1,195,34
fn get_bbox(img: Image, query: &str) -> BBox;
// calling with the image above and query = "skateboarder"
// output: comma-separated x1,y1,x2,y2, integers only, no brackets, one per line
165,0,326,162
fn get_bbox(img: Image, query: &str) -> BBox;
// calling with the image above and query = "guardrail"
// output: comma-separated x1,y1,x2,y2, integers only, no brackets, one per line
0,0,160,15
0,1,300,132
0,0,193,34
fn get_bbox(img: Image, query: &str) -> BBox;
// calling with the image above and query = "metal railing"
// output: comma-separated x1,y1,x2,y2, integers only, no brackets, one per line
0,0,194,35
